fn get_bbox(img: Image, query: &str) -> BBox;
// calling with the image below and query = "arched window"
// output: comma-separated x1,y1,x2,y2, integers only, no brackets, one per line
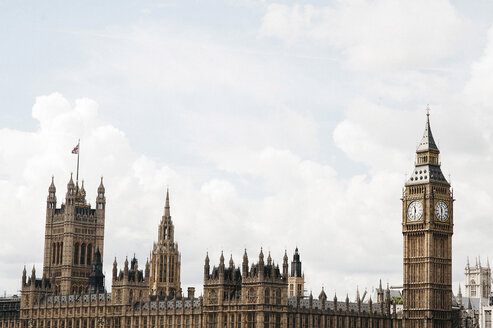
159,256,164,283
87,244,92,265
170,256,174,282
163,255,167,282
276,289,282,305
80,244,86,265
74,243,79,265
52,243,56,264
264,288,270,304
56,243,60,264
60,242,63,264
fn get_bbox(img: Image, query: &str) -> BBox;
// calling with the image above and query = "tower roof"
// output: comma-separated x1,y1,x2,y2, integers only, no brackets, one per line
49,176,56,192
416,105,439,153
406,107,449,187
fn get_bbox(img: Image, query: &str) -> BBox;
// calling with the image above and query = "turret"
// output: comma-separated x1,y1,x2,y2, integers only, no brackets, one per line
96,177,106,210
229,254,234,269
204,253,210,280
291,247,302,277
377,279,384,303
124,257,129,277
218,251,225,281
47,176,56,210
258,248,264,275
66,173,75,204
31,265,36,281
112,258,118,281
242,249,249,277
333,293,338,311
385,283,391,315
282,250,288,278
356,286,361,312
88,248,105,294
145,258,150,279
267,252,272,266
22,266,27,286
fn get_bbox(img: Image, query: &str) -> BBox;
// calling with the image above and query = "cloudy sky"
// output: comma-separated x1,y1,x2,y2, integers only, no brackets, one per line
1,0,493,299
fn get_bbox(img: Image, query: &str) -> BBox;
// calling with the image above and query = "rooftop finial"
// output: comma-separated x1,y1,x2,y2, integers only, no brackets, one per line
426,104,431,117
164,188,170,217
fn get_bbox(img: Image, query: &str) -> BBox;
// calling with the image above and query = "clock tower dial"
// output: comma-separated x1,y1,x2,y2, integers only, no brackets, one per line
407,200,423,222
402,108,453,328
435,200,449,222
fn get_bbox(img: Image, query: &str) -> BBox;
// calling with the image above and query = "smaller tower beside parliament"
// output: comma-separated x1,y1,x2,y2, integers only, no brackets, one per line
42,174,106,295
149,189,181,296
288,248,304,298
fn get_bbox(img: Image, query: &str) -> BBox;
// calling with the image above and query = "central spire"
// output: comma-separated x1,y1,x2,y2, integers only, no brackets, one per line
164,188,170,217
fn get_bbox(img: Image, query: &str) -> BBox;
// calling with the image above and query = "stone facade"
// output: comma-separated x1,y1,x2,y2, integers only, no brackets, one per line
1,110,462,328
402,111,454,328
43,175,106,295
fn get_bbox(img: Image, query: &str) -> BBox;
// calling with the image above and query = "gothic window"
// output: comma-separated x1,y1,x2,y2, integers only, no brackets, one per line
264,288,270,304
247,313,255,328
209,290,217,304
263,314,269,328
248,289,256,303
275,315,281,328
60,242,63,264
56,243,60,264
208,313,216,328
87,244,92,265
276,289,281,305
237,314,242,328
74,243,79,264
223,315,227,328
80,244,86,265
52,243,56,264
170,256,174,282
163,255,167,282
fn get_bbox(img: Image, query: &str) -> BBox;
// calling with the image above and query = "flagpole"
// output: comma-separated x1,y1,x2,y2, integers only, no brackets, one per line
76,139,80,182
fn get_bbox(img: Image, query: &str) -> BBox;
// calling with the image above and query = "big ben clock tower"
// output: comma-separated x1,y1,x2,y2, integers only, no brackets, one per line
402,107,453,328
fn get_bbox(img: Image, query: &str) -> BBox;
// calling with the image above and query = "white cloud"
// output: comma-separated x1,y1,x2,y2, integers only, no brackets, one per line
260,0,472,71
0,93,408,297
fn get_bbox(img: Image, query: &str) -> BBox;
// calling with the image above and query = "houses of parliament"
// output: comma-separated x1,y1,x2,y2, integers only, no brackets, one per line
0,112,469,328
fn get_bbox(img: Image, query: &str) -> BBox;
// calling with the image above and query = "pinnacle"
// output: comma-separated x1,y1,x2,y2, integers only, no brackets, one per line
164,188,170,217
416,106,439,153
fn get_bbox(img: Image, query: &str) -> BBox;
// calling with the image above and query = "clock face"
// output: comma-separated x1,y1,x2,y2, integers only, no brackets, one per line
435,201,449,222
407,200,423,222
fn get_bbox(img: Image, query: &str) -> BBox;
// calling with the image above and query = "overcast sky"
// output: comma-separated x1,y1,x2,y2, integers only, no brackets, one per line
2,0,493,299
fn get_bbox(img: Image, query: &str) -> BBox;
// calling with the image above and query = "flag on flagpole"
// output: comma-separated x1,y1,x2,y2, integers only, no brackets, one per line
72,144,79,154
